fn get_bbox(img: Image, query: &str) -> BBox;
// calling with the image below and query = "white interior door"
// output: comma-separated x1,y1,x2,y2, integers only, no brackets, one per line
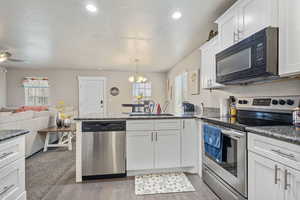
79,77,106,116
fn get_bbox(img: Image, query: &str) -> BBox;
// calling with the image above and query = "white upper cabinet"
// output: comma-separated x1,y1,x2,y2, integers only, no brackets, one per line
200,37,224,89
279,0,300,76
237,0,278,40
216,5,238,51
216,0,278,52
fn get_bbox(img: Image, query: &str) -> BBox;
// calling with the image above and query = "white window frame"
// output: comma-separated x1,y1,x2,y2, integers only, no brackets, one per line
174,72,188,113
132,82,152,99
23,77,50,106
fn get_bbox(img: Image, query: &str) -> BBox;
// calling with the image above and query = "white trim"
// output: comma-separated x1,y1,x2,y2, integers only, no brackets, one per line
76,122,82,182
78,76,107,116
78,76,107,81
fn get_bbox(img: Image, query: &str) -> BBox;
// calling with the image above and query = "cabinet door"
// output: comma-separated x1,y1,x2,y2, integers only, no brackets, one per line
218,9,238,51
181,119,197,167
126,131,154,170
237,0,277,40
200,47,210,89
200,38,224,89
285,167,300,200
155,130,180,169
248,152,284,200
279,0,300,76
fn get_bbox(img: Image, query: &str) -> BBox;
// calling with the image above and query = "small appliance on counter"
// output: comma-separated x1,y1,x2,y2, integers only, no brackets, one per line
182,102,195,115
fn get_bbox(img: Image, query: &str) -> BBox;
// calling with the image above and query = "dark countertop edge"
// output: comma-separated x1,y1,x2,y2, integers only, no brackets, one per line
74,116,197,121
246,127,300,146
0,130,30,142
200,117,246,132
200,116,300,146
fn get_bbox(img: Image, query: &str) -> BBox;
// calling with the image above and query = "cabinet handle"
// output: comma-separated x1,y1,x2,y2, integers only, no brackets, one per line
275,165,281,184
271,149,296,161
237,29,243,40
284,169,291,190
233,32,238,42
0,152,14,160
155,132,158,142
151,132,153,142
183,120,185,129
0,184,14,196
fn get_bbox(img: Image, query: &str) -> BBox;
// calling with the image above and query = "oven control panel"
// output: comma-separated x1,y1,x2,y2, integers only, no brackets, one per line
237,96,300,110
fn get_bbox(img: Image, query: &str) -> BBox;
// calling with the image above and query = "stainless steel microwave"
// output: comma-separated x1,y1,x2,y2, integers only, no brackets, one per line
216,27,279,85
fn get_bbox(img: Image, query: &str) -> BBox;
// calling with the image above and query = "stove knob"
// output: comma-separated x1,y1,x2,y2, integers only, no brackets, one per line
272,99,278,105
242,100,248,104
279,99,286,105
287,99,294,106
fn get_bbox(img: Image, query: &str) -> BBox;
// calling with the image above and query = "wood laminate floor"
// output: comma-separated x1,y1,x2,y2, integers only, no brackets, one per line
42,167,219,200
26,143,219,200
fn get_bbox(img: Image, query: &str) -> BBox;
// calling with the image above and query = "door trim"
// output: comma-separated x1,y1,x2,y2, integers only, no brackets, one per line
78,76,107,116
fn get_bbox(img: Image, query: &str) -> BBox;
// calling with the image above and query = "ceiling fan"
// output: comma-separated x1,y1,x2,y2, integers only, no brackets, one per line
0,51,24,63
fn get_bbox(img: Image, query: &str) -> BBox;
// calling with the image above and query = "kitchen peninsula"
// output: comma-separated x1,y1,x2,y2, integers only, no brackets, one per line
74,113,200,182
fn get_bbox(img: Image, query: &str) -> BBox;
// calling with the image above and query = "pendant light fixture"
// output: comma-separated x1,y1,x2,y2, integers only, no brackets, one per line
128,59,147,83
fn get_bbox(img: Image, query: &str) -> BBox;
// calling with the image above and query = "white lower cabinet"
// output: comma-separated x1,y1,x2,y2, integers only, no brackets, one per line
0,136,26,200
155,130,180,169
126,119,197,171
248,133,300,200
285,166,300,200
126,131,154,171
181,119,197,167
248,152,284,200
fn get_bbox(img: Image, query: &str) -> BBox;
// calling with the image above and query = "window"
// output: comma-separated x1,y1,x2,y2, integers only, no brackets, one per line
23,77,49,106
174,72,188,113
132,82,151,98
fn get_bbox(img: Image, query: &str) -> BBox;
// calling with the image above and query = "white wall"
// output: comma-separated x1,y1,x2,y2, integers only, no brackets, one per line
6,69,167,114
167,49,300,111
0,67,6,108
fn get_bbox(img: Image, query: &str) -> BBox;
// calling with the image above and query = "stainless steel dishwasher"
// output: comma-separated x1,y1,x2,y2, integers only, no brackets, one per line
82,121,126,179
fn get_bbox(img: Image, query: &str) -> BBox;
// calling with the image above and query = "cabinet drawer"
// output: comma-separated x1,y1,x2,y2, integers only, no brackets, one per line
0,136,25,169
154,120,181,130
248,133,300,170
0,158,25,200
126,120,154,131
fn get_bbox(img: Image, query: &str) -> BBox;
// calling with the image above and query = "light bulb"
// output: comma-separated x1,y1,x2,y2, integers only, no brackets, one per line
128,76,135,83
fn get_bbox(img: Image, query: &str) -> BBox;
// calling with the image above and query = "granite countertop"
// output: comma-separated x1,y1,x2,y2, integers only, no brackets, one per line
246,126,300,145
74,113,197,121
200,116,300,146
0,130,30,142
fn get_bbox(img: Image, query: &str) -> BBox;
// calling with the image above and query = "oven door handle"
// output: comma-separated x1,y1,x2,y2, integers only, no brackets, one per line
221,129,245,139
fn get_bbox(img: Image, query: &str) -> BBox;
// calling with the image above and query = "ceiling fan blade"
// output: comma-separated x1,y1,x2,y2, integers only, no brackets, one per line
8,58,25,62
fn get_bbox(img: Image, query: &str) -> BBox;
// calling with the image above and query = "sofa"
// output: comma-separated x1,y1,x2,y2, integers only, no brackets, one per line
0,110,56,157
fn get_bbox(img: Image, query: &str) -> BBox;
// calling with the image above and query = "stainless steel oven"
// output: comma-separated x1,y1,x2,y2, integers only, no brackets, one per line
202,124,247,200
216,27,278,85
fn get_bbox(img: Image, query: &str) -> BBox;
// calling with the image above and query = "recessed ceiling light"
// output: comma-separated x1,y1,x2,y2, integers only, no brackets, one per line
86,4,98,13
172,11,182,20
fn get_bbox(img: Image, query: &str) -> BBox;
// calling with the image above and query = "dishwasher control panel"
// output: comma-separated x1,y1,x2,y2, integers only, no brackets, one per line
82,121,126,132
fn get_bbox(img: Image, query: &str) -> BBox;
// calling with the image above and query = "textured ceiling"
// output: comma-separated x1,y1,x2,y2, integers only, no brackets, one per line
0,0,235,72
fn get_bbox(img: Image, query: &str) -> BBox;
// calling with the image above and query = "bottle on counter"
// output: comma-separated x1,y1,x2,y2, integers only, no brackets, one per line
229,96,237,117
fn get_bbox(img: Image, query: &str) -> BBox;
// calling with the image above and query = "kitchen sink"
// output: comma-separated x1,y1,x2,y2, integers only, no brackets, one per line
129,113,174,117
